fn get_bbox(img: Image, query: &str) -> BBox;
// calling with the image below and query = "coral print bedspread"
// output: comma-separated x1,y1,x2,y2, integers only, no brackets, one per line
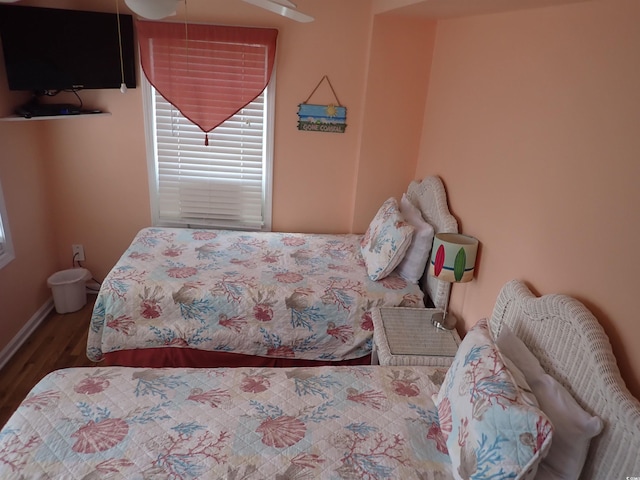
0,366,453,479
88,228,424,362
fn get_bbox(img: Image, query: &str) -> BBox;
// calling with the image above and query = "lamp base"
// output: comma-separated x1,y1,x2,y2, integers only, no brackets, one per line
431,311,458,331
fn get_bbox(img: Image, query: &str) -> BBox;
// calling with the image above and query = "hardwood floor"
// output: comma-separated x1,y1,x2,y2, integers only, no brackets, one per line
0,296,98,428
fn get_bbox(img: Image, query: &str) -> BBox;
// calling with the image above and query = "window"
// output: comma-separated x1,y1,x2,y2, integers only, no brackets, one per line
0,178,15,269
138,22,277,232
144,79,274,231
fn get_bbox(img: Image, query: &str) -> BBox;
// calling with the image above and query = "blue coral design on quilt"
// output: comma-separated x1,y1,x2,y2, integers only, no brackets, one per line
87,227,424,362
0,366,457,478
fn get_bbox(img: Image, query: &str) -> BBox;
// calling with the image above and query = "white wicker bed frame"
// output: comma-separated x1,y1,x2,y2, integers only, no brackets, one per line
489,279,640,479
406,175,458,310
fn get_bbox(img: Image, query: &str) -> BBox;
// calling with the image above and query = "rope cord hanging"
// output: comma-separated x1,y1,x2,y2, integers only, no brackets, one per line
303,75,343,106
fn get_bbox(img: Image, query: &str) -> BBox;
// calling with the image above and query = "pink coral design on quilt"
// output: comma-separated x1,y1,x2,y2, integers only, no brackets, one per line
153,429,230,475
74,376,110,395
334,422,409,478
139,286,164,319
321,278,364,311
192,230,218,241
218,314,247,333
140,301,162,319
0,434,41,471
106,314,136,335
266,345,296,358
328,263,352,273
95,458,135,474
274,271,304,284
165,337,189,347
22,390,60,410
281,236,306,247
391,380,420,397
436,396,453,441
346,388,387,410
290,452,325,470
230,258,258,269
96,458,134,473
427,423,449,455
326,322,355,344
140,300,162,318
253,303,273,322
379,275,408,290
71,418,129,453
128,251,154,262
167,266,198,279
210,274,256,303
388,370,421,397
162,244,185,257
360,312,374,331
187,388,230,408
261,250,282,263
240,374,271,393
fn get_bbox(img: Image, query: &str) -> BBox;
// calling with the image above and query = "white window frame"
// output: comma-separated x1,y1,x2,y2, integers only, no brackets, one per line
143,73,274,232
0,177,15,270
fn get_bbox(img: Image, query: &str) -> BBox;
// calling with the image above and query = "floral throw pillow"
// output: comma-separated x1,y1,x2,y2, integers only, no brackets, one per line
435,319,553,480
360,197,415,281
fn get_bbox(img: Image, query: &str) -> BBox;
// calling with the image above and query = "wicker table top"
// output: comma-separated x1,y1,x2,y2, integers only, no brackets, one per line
372,307,461,366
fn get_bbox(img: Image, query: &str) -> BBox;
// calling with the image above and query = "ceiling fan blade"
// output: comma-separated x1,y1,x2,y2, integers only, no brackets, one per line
242,0,314,23
269,0,297,7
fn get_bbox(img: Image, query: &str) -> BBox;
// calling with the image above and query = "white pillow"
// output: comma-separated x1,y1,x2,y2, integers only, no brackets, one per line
394,194,435,283
496,325,604,480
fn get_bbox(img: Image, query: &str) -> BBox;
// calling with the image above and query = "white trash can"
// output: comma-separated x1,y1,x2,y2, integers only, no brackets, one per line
47,268,92,314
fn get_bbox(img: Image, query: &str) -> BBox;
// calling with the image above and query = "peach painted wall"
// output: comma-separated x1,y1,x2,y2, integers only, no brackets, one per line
416,0,640,398
0,87,58,344
351,13,437,233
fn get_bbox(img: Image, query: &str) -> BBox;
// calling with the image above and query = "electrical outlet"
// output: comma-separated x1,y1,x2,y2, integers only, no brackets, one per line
72,244,85,262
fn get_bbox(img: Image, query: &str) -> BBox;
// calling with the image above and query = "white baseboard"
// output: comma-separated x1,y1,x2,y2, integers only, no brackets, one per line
0,298,54,371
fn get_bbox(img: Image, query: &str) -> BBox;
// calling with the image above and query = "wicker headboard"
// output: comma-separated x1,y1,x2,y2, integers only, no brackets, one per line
489,279,640,479
406,176,458,310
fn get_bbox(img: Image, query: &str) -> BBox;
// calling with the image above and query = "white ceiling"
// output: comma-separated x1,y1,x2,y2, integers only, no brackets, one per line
374,0,592,19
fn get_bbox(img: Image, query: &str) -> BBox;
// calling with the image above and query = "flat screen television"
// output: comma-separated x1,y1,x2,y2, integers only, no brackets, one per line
0,5,136,93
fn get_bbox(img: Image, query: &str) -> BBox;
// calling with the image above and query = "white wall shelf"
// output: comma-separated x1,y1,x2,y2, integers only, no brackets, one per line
0,112,111,122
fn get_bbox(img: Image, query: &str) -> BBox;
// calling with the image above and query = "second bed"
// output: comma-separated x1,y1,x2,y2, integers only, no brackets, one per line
87,176,458,367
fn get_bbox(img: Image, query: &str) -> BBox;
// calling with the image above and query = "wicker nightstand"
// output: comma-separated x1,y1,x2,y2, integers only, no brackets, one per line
371,307,461,366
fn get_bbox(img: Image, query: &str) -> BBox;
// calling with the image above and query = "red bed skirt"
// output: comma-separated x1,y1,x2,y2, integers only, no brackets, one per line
100,347,372,368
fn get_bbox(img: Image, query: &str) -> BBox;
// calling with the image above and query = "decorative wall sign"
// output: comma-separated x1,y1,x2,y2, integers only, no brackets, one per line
297,76,347,133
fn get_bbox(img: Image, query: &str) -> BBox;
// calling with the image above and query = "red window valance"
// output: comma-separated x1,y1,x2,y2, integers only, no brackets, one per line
137,20,278,136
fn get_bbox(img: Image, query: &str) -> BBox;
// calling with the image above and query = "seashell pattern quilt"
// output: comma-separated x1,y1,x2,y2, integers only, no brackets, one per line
87,227,424,363
0,365,454,479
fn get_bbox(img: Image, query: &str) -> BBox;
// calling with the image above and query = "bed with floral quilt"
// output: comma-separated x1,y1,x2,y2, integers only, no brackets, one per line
87,176,459,368
3,280,638,479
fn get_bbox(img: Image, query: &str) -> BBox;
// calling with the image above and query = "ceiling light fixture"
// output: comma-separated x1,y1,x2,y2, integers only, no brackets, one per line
124,0,180,20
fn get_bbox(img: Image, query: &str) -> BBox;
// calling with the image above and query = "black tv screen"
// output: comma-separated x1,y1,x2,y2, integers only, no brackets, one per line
0,5,136,92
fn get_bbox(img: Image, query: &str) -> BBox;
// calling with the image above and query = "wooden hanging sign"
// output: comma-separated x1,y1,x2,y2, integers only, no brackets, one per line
297,76,347,133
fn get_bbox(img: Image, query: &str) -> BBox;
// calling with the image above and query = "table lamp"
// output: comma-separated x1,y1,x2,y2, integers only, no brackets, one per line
428,233,478,330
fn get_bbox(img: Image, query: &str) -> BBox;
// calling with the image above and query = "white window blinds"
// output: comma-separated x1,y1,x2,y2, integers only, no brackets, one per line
148,84,272,231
